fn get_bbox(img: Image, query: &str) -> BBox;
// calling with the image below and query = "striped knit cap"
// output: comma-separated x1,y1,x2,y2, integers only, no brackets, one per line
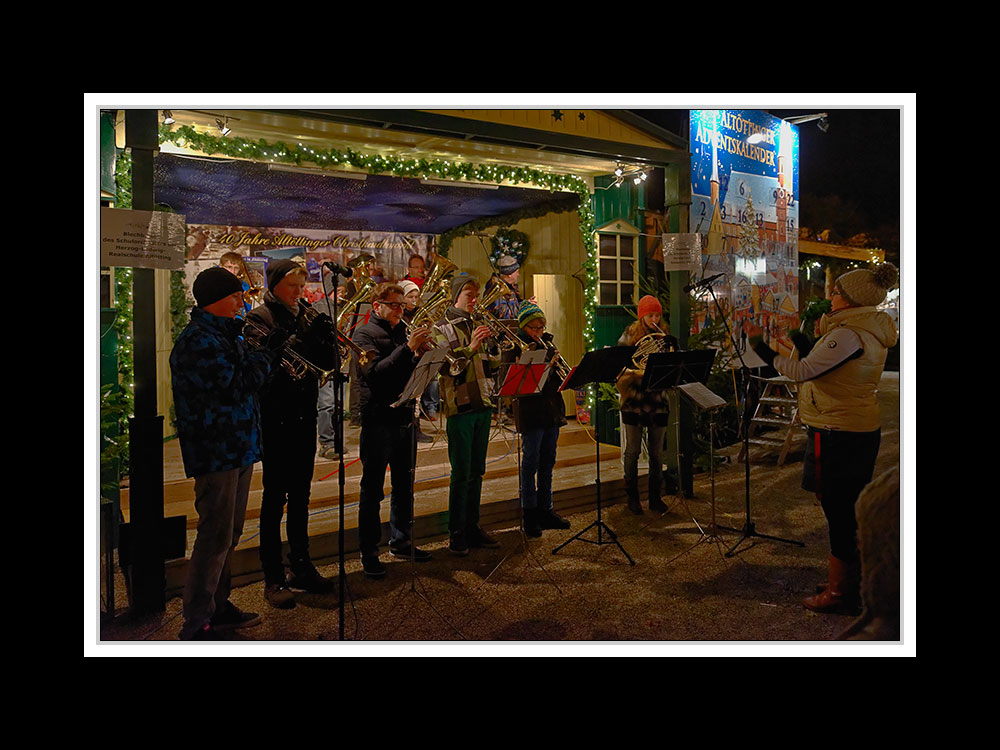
517,300,545,329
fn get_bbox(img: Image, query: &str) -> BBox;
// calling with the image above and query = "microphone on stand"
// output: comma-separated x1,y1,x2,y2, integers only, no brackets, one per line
683,273,725,293
323,261,353,278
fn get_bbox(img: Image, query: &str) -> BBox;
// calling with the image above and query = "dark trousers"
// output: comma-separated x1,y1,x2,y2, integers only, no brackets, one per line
446,408,492,534
803,426,881,562
259,415,318,583
358,421,415,555
182,464,253,637
520,426,560,510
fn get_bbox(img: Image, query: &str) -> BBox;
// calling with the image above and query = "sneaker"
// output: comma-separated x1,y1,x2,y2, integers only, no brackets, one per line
421,411,438,422
523,508,542,538
468,526,500,549
180,622,220,641
449,531,470,556
264,582,296,610
211,602,262,631
536,508,571,530
288,566,337,594
319,444,343,460
389,542,432,562
361,554,387,579
648,496,668,514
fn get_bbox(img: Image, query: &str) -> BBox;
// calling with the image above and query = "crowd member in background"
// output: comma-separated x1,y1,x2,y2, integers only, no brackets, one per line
404,254,427,289
351,283,435,578
484,255,523,320
511,301,570,538
247,260,336,610
751,262,898,617
433,274,503,556
171,267,275,640
219,251,253,318
616,295,677,516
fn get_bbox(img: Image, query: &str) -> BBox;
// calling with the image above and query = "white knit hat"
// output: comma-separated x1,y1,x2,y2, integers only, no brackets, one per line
398,279,419,297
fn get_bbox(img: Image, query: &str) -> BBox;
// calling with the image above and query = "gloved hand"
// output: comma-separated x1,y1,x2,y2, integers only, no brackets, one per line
788,330,814,358
264,328,293,353
748,335,776,366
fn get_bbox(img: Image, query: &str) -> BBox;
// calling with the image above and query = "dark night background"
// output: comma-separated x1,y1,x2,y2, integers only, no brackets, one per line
630,108,902,265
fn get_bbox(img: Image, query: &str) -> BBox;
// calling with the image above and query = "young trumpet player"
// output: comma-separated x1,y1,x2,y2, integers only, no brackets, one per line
246,259,336,609
513,301,571,537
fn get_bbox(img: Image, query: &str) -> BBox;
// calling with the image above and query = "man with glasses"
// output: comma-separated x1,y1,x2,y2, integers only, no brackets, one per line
351,283,435,578
404,254,427,289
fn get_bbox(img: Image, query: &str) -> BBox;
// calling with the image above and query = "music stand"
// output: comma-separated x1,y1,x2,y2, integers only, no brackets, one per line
639,350,717,528
552,346,637,566
373,346,466,639
476,350,562,592
700,284,804,558
665,381,732,564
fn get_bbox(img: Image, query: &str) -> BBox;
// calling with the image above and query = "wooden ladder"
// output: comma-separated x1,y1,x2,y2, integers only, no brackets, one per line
738,376,803,466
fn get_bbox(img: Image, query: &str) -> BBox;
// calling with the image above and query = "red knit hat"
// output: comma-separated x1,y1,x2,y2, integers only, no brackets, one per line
637,295,662,319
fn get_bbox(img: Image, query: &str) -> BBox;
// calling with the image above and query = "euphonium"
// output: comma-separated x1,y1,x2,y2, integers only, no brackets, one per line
336,260,378,331
471,279,522,352
418,256,458,306
403,293,469,376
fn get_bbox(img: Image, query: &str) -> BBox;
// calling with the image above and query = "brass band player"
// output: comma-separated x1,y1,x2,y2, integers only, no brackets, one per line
246,259,337,609
616,295,679,515
351,283,435,579
512,301,572,538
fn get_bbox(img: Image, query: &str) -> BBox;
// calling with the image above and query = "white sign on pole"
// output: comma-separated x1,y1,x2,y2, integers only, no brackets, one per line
661,233,702,272
100,207,186,270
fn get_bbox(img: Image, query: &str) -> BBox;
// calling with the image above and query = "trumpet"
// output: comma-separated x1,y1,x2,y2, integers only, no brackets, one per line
243,315,340,386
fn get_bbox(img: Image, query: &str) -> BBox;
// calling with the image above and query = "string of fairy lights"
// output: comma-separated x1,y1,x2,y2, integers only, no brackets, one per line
107,123,606,441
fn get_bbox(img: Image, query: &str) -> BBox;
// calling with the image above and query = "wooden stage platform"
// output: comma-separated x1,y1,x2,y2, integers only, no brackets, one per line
120,418,647,596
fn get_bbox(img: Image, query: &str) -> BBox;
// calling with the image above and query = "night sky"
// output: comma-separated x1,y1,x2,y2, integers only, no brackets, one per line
630,108,902,235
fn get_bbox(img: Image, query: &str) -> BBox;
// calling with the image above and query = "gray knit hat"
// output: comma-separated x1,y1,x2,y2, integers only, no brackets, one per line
497,255,520,275
835,262,899,307
451,272,478,302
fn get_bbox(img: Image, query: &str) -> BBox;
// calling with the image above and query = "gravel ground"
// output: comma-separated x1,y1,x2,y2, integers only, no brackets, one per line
91,373,907,655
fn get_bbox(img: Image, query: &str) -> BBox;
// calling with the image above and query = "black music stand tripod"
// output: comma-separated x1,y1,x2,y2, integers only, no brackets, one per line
640,349,716,523
552,346,636,566
477,350,562,593
700,282,804,558
371,346,466,639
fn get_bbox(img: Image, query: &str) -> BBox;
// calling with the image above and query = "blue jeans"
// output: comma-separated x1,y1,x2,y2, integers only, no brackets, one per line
420,378,439,416
358,422,415,554
520,426,559,509
317,380,336,448
182,464,253,637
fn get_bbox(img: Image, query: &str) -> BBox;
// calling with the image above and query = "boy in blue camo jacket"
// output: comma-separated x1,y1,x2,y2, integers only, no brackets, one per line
170,266,278,640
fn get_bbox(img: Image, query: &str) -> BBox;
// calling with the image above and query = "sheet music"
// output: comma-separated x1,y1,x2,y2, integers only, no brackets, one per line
677,381,728,411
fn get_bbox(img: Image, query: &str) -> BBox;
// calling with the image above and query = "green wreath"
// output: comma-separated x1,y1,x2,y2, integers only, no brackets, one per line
489,228,530,269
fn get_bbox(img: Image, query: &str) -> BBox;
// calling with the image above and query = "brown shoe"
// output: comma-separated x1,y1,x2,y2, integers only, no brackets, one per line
802,554,861,615
265,582,296,610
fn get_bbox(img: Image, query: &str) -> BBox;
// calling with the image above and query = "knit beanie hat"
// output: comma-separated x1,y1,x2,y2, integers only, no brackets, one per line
835,262,899,307
518,300,545,329
497,255,520,276
266,258,304,291
451,272,478,303
398,279,419,298
637,295,662,319
193,266,244,308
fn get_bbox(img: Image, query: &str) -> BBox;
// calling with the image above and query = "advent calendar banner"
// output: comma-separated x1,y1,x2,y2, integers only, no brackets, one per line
689,110,800,354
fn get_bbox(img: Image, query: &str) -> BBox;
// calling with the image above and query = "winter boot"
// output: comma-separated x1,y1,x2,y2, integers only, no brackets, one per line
802,554,862,615
625,478,642,515
648,474,667,513
523,508,542,538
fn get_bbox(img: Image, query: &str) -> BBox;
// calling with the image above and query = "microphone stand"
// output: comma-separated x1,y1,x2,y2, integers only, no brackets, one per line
698,278,803,557
320,268,349,640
